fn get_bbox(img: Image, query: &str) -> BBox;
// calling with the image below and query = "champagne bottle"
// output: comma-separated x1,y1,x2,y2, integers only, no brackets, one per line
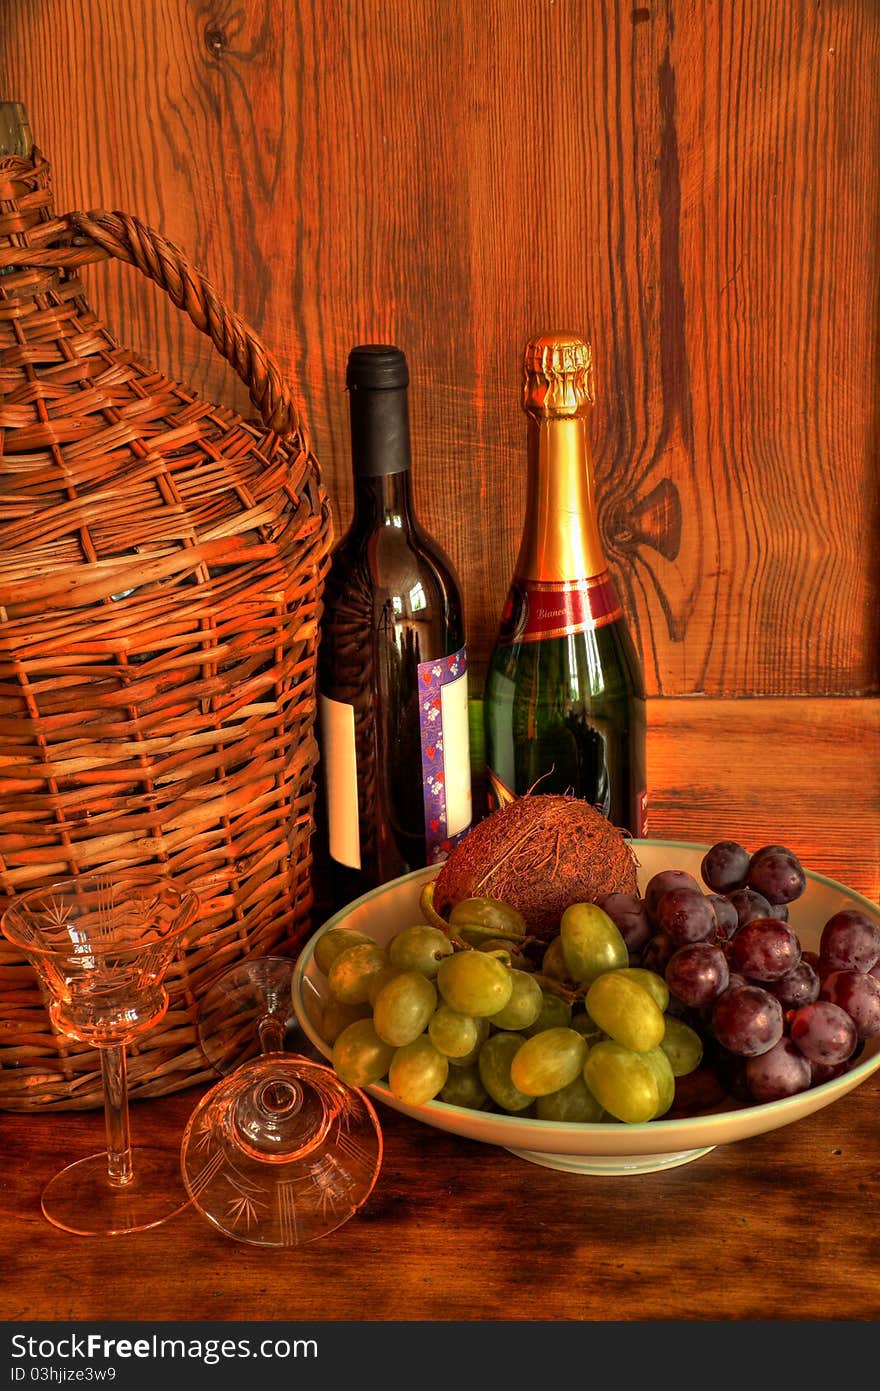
317,344,472,906
483,331,647,836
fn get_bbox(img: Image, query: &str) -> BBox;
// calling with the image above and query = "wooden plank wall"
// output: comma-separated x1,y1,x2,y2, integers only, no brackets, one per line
3,0,879,892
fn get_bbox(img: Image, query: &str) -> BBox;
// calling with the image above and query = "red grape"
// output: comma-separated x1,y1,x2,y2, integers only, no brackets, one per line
726,887,775,929
594,892,652,957
746,847,807,906
645,870,701,921
706,893,739,940
819,970,880,1039
617,846,880,1113
640,930,675,974
744,1037,812,1103
656,888,717,946
668,1062,728,1117
728,918,802,981
701,841,750,895
766,959,820,1010
711,984,784,1057
665,942,730,1007
789,1001,857,1066
818,910,880,974
809,1059,849,1086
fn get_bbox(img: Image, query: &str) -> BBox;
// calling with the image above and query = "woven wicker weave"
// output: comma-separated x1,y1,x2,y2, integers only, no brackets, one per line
0,137,332,1110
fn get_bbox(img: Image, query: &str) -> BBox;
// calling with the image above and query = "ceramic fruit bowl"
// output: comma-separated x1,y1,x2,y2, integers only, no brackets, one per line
291,840,880,1175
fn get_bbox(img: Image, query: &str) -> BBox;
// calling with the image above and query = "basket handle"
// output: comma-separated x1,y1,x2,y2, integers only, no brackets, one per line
67,209,301,437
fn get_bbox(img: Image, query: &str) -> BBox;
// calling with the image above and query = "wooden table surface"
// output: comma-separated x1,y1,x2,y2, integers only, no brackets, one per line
1,700,878,1326
2,1074,879,1324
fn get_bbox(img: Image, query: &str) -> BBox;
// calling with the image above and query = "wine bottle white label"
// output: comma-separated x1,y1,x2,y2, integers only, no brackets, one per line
418,647,472,862
318,693,361,869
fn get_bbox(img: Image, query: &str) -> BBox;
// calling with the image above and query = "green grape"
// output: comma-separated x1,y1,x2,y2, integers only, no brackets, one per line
439,1065,490,1110
478,1031,534,1113
560,903,629,984
522,990,573,1037
448,896,528,938
446,1016,491,1067
475,938,529,968
455,923,522,948
327,942,391,1005
569,1009,603,1046
428,1004,481,1059
388,1036,449,1105
314,927,374,976
388,924,454,978
372,970,437,1047
509,1026,588,1097
612,966,670,1013
331,1018,395,1087
366,964,403,1007
536,1075,606,1123
642,1044,675,1118
436,949,514,1016
488,969,543,1031
320,997,372,1045
583,1039,661,1124
540,936,572,983
585,971,666,1053
658,1015,704,1077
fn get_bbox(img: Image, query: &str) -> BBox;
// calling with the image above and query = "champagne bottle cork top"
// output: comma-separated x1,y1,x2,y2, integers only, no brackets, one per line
522,332,594,416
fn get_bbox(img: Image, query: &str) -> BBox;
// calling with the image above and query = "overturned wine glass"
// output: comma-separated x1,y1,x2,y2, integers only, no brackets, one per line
180,956,383,1248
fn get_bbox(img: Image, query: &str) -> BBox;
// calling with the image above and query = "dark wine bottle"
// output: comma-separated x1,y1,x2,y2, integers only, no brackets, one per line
317,345,472,906
483,331,647,836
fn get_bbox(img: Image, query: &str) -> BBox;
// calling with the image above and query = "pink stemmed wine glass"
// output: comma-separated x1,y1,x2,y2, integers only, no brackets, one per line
1,874,199,1236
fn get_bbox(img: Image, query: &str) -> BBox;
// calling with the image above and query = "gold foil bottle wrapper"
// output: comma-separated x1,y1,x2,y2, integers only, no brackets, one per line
522,331,594,417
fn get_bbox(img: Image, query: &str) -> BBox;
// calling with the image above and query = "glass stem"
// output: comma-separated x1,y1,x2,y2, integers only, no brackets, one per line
258,1016,286,1055
101,1044,133,1188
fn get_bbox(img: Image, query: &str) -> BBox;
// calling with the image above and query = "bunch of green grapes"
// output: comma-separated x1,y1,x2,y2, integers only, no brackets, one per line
311,896,703,1125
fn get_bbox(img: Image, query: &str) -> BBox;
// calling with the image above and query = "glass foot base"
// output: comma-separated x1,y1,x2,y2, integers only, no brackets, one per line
181,1056,383,1247
41,1146,191,1236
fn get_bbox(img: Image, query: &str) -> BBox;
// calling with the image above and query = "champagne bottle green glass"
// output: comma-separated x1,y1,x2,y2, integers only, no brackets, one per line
483,332,647,837
317,345,472,907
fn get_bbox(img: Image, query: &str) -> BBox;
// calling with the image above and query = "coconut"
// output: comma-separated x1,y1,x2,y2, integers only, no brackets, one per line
433,794,640,939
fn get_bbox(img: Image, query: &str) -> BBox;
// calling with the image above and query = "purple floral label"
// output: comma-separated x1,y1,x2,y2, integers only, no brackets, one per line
418,645,472,863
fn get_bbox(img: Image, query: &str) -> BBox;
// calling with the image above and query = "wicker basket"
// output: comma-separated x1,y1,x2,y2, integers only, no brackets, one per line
0,136,332,1110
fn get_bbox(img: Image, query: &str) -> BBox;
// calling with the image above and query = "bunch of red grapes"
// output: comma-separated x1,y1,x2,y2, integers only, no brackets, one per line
597,841,880,1107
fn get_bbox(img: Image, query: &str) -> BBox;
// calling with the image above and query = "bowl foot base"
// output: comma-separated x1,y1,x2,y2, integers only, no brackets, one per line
503,1145,717,1175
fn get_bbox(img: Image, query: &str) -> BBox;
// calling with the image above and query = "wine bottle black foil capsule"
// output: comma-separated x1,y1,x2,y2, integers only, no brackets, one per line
483,332,647,837
317,345,472,908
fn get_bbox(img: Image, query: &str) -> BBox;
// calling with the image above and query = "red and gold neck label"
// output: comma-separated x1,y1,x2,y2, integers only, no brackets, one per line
496,571,623,645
